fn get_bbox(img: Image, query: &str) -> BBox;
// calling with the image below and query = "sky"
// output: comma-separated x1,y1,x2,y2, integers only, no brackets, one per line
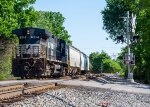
34,0,124,58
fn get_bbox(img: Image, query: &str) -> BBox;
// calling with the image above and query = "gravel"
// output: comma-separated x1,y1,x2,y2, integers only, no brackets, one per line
8,86,150,107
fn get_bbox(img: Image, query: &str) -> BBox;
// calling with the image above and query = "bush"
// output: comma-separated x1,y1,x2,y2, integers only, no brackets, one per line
0,38,15,80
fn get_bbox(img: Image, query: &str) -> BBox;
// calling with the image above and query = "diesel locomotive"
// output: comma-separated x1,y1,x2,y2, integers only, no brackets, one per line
12,27,89,78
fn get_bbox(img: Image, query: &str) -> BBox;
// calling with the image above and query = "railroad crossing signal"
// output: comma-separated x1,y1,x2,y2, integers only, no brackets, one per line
124,53,135,65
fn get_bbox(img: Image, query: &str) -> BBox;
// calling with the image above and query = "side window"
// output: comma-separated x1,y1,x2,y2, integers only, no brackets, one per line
61,43,64,48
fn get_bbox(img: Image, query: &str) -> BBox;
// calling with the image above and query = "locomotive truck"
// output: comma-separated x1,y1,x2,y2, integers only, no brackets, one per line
12,27,89,78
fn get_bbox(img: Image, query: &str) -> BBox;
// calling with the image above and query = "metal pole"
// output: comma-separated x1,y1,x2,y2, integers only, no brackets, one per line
127,11,131,79
101,63,102,73
101,58,103,74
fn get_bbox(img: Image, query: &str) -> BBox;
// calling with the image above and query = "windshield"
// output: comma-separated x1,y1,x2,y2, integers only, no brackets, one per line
19,35,40,44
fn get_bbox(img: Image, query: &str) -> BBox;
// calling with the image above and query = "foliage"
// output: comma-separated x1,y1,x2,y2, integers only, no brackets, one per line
89,51,123,74
0,0,36,80
33,11,72,44
101,0,130,41
89,51,110,73
15,1,37,28
103,59,122,73
102,0,150,83
0,38,15,80
0,0,37,36
127,0,150,83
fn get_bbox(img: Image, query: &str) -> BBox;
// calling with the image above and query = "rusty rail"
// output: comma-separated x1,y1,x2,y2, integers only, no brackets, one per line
24,83,56,94
0,84,24,92
0,83,56,102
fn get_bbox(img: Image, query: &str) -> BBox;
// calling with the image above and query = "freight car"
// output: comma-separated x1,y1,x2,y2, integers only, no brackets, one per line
12,27,89,78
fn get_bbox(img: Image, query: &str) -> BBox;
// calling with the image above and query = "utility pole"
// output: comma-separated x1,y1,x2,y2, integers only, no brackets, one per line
126,11,134,82
127,11,130,79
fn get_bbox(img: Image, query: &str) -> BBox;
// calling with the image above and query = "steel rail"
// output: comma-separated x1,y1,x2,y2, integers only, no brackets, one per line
0,83,56,101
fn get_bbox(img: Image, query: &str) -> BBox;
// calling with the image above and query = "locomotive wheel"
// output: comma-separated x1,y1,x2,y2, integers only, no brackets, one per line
21,76,25,79
49,64,55,76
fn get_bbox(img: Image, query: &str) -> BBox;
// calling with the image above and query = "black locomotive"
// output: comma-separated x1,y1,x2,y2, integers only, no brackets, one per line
12,27,89,78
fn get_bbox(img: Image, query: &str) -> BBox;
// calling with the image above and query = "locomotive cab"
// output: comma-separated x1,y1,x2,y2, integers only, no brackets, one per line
12,27,51,78
12,27,51,58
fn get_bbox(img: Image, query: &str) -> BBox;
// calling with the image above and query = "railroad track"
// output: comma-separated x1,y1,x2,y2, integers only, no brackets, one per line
0,83,57,106
0,75,90,106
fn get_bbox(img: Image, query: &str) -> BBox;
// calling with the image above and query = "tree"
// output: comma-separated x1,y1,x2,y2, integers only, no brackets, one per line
103,59,122,73
101,0,130,41
89,51,110,72
0,0,37,36
0,0,37,79
33,11,72,44
102,0,150,83
0,0,17,36
89,51,122,74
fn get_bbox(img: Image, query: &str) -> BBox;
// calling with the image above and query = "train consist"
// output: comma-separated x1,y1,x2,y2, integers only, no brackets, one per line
12,27,89,78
